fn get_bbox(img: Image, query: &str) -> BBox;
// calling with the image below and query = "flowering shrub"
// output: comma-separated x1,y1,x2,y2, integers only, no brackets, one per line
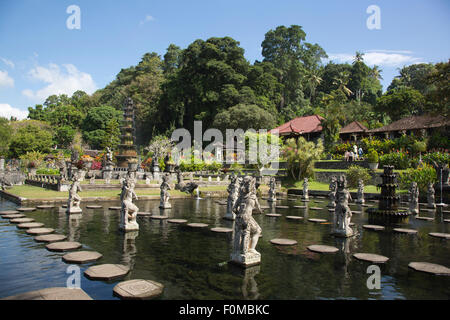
346,165,371,188
379,151,410,169
81,154,94,162
91,161,102,170
422,152,450,166
399,163,437,193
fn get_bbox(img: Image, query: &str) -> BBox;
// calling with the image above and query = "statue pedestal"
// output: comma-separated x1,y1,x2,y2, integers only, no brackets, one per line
332,229,354,238
230,251,261,268
159,202,171,209
119,221,139,232
267,197,276,202
66,206,82,214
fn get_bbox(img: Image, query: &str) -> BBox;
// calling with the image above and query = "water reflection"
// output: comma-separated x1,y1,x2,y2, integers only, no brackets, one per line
121,230,138,270
67,213,82,242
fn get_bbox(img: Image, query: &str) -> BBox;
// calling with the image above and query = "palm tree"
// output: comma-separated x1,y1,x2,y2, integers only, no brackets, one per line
333,71,353,97
306,69,323,100
371,65,383,80
353,51,365,64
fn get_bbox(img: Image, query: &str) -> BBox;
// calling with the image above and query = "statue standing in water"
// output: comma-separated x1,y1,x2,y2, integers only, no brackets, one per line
267,177,277,202
67,173,82,214
159,173,172,209
224,175,241,220
119,174,139,231
333,176,354,237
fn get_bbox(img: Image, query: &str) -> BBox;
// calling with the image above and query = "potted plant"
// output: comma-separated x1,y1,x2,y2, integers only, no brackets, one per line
81,154,94,170
367,149,379,170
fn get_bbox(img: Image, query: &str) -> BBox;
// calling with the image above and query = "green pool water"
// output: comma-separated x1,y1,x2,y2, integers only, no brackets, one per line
0,196,449,300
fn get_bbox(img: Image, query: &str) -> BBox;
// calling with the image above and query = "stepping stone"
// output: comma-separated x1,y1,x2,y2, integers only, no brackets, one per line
210,227,233,233
286,216,304,221
308,218,327,223
36,205,55,209
34,234,67,243
361,204,370,207
442,211,450,214
270,238,297,246
61,205,67,208
26,228,54,235
149,215,169,220
275,206,289,209
167,219,187,224
363,224,385,231
352,211,362,214
265,213,282,217
444,219,450,223
2,214,26,219
294,205,307,209
17,207,36,212
10,218,35,224
408,262,450,276
1,287,92,300
314,200,325,203
113,279,164,300
62,251,103,264
17,222,44,229
393,228,418,235
46,241,82,252
328,208,335,212
0,210,20,215
428,233,450,240
421,208,436,212
186,223,209,228
84,264,130,281
415,216,434,221
137,212,151,216
86,205,103,209
307,245,338,254
349,222,355,226
260,206,270,209
309,207,322,210
353,253,389,264
109,206,121,210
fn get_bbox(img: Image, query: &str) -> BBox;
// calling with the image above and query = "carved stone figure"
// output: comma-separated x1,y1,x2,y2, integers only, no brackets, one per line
231,176,262,267
119,174,139,232
159,173,172,209
67,174,82,214
145,176,151,185
356,179,365,204
224,175,241,220
302,178,309,201
328,176,337,208
408,182,419,214
333,176,353,237
175,169,199,195
106,147,113,164
267,177,277,202
89,174,96,185
427,182,436,209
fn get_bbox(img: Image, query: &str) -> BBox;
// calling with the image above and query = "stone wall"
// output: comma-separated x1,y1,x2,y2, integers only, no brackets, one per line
313,170,382,186
314,160,370,170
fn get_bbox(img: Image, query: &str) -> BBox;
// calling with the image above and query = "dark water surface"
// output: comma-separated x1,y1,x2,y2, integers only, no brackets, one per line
0,196,449,300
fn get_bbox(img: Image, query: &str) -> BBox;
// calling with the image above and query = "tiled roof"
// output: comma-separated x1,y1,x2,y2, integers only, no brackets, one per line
368,114,450,133
340,121,368,134
270,115,324,135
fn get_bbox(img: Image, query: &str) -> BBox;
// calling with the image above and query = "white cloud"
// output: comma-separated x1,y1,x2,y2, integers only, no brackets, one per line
22,63,97,101
326,50,423,67
0,103,28,120
0,70,14,87
0,57,15,69
140,14,155,25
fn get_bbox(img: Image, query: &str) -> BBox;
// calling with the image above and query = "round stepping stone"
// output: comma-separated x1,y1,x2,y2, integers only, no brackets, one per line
353,253,389,264
26,228,54,235
308,218,327,223
61,205,67,208
113,279,164,300
186,223,209,228
393,228,418,235
328,208,335,212
0,210,20,215
275,206,289,209
137,212,151,216
46,241,82,252
86,205,103,209
421,208,436,212
17,222,44,229
10,218,35,224
352,211,362,214
270,238,297,246
314,200,325,203
167,219,187,224
34,234,67,243
109,206,121,210
428,233,450,240
84,264,130,281
286,216,303,221
62,251,103,264
265,213,282,217
210,227,233,233
17,207,36,212
309,207,322,210
3,214,26,219
36,205,55,209
408,262,450,276
363,224,385,231
444,219,450,223
149,215,169,220
307,245,338,254
294,205,307,209
260,206,270,209
415,216,434,221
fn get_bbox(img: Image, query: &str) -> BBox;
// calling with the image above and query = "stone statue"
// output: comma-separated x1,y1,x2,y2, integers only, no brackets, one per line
231,176,262,267
106,147,113,164
302,178,309,201
159,173,172,209
427,182,436,209
145,176,151,185
328,176,337,208
408,182,419,215
267,177,277,202
119,174,139,231
333,176,353,237
175,169,199,195
67,174,82,214
89,174,96,185
224,175,241,220
356,179,365,204
70,147,79,164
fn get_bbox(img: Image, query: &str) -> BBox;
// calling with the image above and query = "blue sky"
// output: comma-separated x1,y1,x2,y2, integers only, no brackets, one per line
0,0,449,119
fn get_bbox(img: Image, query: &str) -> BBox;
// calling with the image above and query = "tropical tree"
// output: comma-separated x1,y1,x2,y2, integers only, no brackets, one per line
282,137,324,180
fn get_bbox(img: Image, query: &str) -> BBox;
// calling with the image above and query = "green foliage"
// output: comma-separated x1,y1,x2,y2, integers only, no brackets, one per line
36,168,60,175
427,130,450,150
282,137,324,180
206,161,222,173
399,163,437,193
0,117,11,157
379,151,410,169
19,151,45,169
346,165,371,188
158,157,166,172
54,125,76,148
422,152,450,166
9,121,54,158
376,87,425,121
213,104,276,132
367,149,379,163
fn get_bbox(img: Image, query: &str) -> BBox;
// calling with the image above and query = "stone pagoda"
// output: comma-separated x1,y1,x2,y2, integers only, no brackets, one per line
116,98,138,168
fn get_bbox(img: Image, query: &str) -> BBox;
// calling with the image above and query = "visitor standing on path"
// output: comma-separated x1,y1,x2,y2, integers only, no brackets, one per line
353,144,358,160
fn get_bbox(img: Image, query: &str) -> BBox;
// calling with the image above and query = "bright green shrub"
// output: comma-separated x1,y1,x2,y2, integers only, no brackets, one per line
346,165,372,189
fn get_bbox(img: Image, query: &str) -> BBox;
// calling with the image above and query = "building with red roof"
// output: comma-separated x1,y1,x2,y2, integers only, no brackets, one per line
269,115,324,141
